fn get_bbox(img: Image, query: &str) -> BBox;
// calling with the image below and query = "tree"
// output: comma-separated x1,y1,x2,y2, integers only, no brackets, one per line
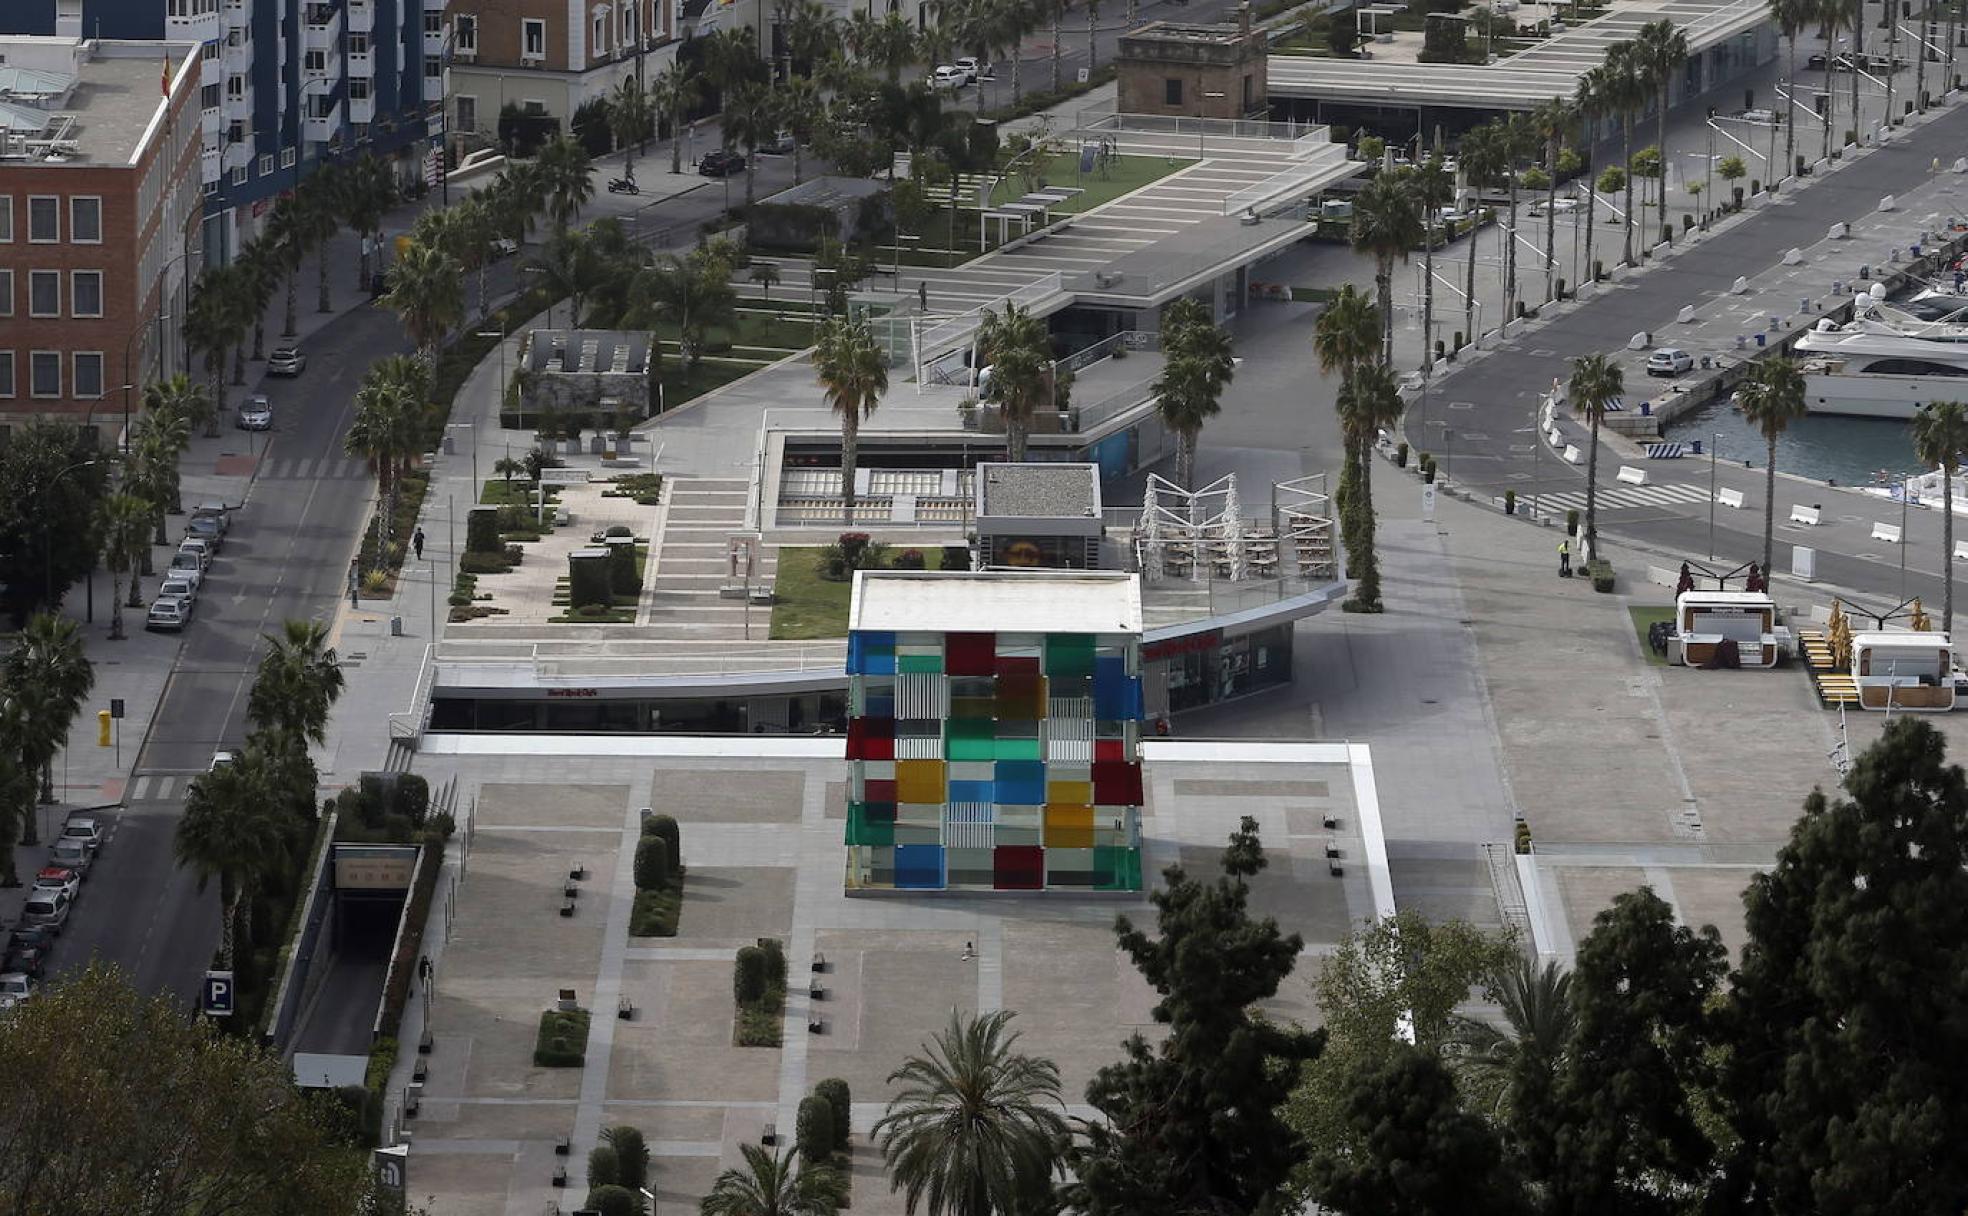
298,162,344,315
1531,97,1573,301
336,152,396,294
4,612,94,818
247,619,346,744
874,1010,1068,1216
1575,65,1609,282
726,82,780,207
537,134,596,234
702,1141,848,1216
752,262,781,301
1064,817,1324,1215
234,238,280,364
1733,355,1807,578
1411,155,1454,369
1602,40,1646,265
650,63,702,175
626,246,736,370
1567,353,1623,561
1448,956,1575,1123
780,77,823,183
1305,1045,1529,1216
382,239,466,366
1635,19,1689,235
609,76,653,181
1457,122,1507,340
976,303,1050,462
1496,112,1533,321
0,964,397,1213
1770,0,1811,175
814,316,889,526
1717,716,1968,1215
182,263,246,422
175,749,289,967
1350,169,1423,366
529,230,608,329
1332,363,1402,611
1314,284,1383,597
1153,298,1236,488
1547,888,1724,1215
1914,401,1968,634
262,193,308,338
98,493,151,637
346,360,426,561
0,421,109,622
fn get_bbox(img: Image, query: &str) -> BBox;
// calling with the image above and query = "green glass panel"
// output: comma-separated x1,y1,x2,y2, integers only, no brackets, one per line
994,736,1043,761
847,804,897,847
948,736,996,761
1045,633,1096,677
899,653,945,674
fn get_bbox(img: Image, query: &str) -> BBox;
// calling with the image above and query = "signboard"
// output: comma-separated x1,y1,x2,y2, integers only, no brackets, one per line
110,698,125,719
373,1146,408,1195
334,851,417,890
1142,629,1223,662
1077,67,1090,84
203,970,234,1017
1421,483,1437,522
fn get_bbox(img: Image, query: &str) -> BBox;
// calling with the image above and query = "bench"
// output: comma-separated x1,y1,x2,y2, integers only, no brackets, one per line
1616,465,1648,486
719,583,748,600
1872,521,1903,544
762,1122,778,1147
1789,504,1821,526
559,899,576,917
1716,488,1745,509
618,996,636,1020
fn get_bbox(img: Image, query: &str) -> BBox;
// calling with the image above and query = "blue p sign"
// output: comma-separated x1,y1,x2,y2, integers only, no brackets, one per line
203,970,234,1017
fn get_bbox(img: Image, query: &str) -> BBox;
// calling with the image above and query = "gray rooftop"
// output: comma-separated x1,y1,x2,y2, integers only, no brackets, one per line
0,38,196,165
977,462,1102,519
523,330,654,376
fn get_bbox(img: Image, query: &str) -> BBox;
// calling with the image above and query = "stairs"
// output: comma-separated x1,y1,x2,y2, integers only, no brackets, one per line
1797,629,1859,707
642,477,773,643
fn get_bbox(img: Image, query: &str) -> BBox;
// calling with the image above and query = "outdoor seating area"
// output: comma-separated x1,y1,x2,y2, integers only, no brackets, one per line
1134,473,1335,583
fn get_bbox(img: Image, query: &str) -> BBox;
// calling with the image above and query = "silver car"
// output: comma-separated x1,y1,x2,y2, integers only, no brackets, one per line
236,394,273,430
146,596,190,632
266,347,306,376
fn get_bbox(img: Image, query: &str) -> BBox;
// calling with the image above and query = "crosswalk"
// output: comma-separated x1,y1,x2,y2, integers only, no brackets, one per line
1533,481,1715,513
257,455,371,481
127,772,195,803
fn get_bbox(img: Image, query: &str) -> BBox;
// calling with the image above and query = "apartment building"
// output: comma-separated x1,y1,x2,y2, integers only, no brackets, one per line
3,0,442,263
0,36,202,432
442,0,704,143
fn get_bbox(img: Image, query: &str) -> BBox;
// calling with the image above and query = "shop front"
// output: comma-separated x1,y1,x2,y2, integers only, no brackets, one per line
1142,622,1296,716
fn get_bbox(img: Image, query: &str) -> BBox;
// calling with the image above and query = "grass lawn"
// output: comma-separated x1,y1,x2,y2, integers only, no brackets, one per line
1629,606,1674,667
770,546,946,640
889,156,1196,269
657,359,758,410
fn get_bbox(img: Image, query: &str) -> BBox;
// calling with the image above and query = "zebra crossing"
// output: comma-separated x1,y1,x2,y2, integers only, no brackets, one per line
257,455,370,481
127,772,195,803
1533,480,1715,514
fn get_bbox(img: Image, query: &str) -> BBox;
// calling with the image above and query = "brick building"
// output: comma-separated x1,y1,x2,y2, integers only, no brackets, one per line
0,35,202,437
1116,6,1268,122
444,0,687,146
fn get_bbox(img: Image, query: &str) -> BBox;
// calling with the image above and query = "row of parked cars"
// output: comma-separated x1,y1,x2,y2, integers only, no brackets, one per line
0,811,107,1006
146,500,233,632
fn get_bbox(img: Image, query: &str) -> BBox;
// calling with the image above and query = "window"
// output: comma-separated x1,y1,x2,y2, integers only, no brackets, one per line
593,13,608,52
259,153,274,175
200,82,221,109
1862,358,1968,376
70,197,101,243
28,271,59,317
202,39,221,60
281,147,297,168
424,57,442,78
71,271,103,318
29,352,60,398
622,5,636,43
456,94,477,132
27,195,58,242
73,353,104,399
303,49,327,71
0,196,10,241
522,17,545,57
1242,73,1252,110
227,120,245,144
348,32,368,53
226,73,245,98
348,77,371,99
1164,78,1183,106
0,351,12,398
455,14,477,52
230,165,247,185
0,269,10,316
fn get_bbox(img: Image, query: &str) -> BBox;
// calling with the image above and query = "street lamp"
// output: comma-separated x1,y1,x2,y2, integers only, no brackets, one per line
1197,88,1227,158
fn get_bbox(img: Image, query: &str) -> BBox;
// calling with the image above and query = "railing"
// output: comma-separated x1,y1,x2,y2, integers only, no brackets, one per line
1075,373,1162,433
387,643,436,742
913,272,1065,374
431,639,850,679
1076,112,1314,142
1143,570,1344,620
1055,329,1159,376
1222,146,1350,216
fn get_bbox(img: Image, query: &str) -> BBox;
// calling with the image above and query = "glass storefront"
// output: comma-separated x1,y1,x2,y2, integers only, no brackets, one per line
429,691,848,734
1149,623,1295,715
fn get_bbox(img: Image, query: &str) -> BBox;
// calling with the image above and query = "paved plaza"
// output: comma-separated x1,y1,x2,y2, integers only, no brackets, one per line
397,743,1388,1214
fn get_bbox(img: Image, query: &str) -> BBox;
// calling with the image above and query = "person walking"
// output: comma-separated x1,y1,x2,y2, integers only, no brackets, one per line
1558,538,1572,577
413,527,425,561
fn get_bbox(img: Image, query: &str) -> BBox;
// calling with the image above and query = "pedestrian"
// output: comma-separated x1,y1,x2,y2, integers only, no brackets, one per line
918,281,928,311
1675,562,1695,596
419,955,432,983
413,527,425,561
1558,538,1571,577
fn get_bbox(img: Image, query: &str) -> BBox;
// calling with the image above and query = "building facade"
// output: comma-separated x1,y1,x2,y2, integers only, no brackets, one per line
0,36,202,430
1116,8,1268,121
2,0,443,265
843,570,1146,893
442,0,684,147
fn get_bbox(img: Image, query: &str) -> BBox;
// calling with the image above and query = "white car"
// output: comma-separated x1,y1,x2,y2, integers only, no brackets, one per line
955,55,985,79
210,750,238,771
1646,347,1694,376
159,575,198,606
20,889,71,933
178,537,214,571
61,815,103,855
146,597,190,632
49,838,92,877
1528,197,1579,216
931,65,968,90
32,867,80,903
0,973,31,1004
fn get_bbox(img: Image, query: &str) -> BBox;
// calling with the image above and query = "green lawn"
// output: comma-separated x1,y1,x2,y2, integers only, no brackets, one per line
999,154,1194,215
770,546,946,640
1629,606,1674,667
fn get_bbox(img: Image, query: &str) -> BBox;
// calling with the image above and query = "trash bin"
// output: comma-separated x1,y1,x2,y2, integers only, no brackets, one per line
390,615,404,637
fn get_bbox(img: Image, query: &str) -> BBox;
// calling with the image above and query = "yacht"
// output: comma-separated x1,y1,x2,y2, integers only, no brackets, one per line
1793,295,1968,418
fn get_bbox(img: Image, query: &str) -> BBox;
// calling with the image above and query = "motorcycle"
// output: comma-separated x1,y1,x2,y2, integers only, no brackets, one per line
607,176,639,195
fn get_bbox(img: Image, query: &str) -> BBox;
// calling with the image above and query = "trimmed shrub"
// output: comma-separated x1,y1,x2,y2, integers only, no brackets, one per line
534,1008,591,1067
459,551,512,575
1396,442,1409,468
605,524,633,538
941,544,971,572
796,1095,834,1167
643,813,680,865
894,548,926,570
588,1143,620,1189
760,937,787,991
1565,508,1580,535
634,837,671,891
607,537,639,596
584,1185,641,1216
814,1078,852,1151
569,549,612,610
602,1126,649,1189
629,886,682,936
734,946,768,1005
466,506,502,554
396,773,430,826
1504,489,1517,514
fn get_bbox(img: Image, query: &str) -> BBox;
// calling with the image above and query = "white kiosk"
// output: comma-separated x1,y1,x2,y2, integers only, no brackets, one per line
1672,591,1784,668
1851,632,1961,711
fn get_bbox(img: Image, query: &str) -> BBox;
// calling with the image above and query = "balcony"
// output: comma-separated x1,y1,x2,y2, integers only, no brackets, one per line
224,88,252,123
423,0,445,10
301,4,343,53
201,143,222,185
165,6,222,43
349,94,375,125
303,99,344,143
301,53,343,83
347,0,373,32
347,48,373,76
423,27,446,56
224,37,252,74
200,104,222,137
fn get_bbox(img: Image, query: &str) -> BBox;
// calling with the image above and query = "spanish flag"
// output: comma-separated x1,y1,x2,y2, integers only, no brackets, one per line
161,54,170,97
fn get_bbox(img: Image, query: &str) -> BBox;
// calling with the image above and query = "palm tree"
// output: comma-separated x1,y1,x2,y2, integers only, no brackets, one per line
338,152,396,294
1575,65,1610,284
1771,0,1811,176
248,619,346,743
873,1010,1068,1216
608,76,652,181
6,613,94,807
626,248,736,370
779,77,822,183
1450,957,1577,1121
1913,401,1968,635
175,751,288,968
183,266,245,424
703,1142,848,1216
234,240,280,364
815,316,889,525
1635,19,1690,238
263,195,308,338
1334,362,1402,611
298,161,344,314
1313,283,1381,388
1567,352,1624,560
1050,0,1069,92
382,240,465,366
993,0,1037,104
125,421,179,565
868,12,919,82
1497,112,1534,322
976,303,1050,461
650,63,702,175
0,698,39,883
99,493,152,638
1604,40,1646,265
1412,155,1454,372
726,82,779,207
1350,169,1423,366
1153,298,1237,488
1734,355,1809,580
1458,122,1506,343
346,364,425,559
536,134,595,234
1531,97,1573,302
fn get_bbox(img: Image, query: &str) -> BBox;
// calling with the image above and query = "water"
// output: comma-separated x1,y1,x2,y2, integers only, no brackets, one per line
1664,399,1924,488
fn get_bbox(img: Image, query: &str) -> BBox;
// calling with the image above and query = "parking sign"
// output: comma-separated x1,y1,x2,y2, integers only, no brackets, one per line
203,970,234,1017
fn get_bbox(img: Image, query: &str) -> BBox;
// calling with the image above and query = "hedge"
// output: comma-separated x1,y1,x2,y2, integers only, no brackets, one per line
643,813,680,861
629,883,682,937
734,946,768,1005
466,505,503,555
570,549,612,610
814,1078,852,1151
796,1096,834,1167
534,1008,592,1067
584,1185,640,1216
587,1143,620,1189
634,837,671,891
376,839,444,1040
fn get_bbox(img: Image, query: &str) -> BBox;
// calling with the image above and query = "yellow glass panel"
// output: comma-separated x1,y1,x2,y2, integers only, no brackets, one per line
1046,780,1093,805
1043,803,1095,848
895,759,947,804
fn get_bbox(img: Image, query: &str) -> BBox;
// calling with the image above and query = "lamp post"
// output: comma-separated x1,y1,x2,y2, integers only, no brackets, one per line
1708,431,1720,559
1197,87,1226,158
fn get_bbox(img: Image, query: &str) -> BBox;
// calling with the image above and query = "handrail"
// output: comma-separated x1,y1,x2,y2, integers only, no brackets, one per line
1222,145,1351,216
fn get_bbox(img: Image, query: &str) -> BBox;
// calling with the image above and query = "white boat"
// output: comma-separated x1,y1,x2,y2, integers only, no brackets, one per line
1794,296,1968,418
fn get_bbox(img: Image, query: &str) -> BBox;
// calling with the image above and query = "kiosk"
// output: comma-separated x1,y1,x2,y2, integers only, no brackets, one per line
1672,591,1784,668
1851,632,1961,711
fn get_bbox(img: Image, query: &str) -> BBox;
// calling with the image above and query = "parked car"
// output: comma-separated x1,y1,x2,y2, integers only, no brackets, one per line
931,64,969,90
49,838,91,877
489,236,520,259
2,927,52,977
146,597,190,632
1734,107,1779,125
166,551,205,590
698,149,746,177
186,513,225,551
758,130,798,155
61,813,103,856
192,500,232,533
0,972,32,1005
236,394,273,430
954,55,986,79
20,889,72,934
159,575,198,606
1528,197,1579,216
210,750,237,771
266,347,306,376
1646,347,1694,376
178,537,214,570
32,866,80,903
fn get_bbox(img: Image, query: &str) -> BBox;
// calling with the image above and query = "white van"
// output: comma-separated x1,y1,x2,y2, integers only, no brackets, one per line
21,889,72,934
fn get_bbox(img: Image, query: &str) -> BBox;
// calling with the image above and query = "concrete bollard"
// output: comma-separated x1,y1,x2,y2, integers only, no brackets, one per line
1730,276,1749,294
1628,331,1650,350
1783,248,1805,265
1677,305,1696,323
1829,221,1849,239
1880,194,1897,211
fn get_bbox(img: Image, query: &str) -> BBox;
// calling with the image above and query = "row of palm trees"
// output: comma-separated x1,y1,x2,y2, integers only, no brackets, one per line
0,614,94,887
98,375,211,640
174,619,344,970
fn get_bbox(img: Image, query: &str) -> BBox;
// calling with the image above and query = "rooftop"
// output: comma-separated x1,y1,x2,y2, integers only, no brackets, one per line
848,569,1145,635
522,330,654,376
0,37,195,166
977,463,1102,520
1121,19,1261,46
